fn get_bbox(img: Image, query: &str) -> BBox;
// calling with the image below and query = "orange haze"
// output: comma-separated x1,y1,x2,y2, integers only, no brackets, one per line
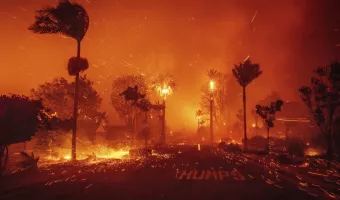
1,0,340,131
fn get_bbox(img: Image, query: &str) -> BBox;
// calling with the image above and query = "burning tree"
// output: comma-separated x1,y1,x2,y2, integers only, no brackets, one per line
119,84,162,146
111,75,148,128
29,0,90,161
255,100,283,153
200,70,241,132
31,76,106,143
151,73,176,144
299,62,340,160
232,59,262,149
0,95,49,174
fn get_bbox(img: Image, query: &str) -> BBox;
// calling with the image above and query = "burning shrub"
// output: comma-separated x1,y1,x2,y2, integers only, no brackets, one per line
286,138,307,157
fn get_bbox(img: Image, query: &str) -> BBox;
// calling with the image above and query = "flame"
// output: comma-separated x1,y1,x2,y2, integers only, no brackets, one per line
157,84,173,99
209,80,215,91
43,144,130,163
305,148,320,156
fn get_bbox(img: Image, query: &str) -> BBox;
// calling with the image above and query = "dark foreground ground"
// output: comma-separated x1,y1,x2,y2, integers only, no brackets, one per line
0,146,337,200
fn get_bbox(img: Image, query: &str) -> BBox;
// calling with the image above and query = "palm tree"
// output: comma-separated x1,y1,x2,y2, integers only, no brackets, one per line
29,0,90,161
232,59,262,150
206,69,219,144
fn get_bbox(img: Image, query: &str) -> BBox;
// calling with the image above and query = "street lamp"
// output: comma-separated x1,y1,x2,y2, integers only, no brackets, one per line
209,80,215,144
157,84,173,144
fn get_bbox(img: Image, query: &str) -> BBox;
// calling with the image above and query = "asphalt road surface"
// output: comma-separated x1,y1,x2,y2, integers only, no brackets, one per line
0,146,331,200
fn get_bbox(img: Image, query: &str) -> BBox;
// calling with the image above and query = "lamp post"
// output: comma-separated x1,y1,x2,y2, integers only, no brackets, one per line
209,80,215,145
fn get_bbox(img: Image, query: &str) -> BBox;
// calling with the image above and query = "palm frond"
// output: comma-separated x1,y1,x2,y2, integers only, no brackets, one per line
232,59,262,87
29,0,89,41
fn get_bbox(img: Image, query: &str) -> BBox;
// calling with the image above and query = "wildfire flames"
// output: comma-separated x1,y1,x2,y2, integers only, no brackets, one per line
43,144,130,163
304,148,321,156
157,84,173,99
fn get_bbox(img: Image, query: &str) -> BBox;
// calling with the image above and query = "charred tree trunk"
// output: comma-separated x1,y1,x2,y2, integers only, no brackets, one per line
72,40,81,161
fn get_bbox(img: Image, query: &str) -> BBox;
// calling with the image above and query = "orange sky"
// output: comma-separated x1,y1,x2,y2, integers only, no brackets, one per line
1,0,340,131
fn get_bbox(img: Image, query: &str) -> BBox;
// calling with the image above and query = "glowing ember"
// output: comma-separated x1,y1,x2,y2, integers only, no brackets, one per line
252,123,256,127
305,148,320,156
63,155,71,160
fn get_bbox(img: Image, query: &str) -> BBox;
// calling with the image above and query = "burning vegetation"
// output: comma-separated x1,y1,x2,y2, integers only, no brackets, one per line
1,0,340,199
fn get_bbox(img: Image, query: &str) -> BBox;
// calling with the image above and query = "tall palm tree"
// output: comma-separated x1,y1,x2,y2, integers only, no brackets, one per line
29,0,90,161
206,69,219,144
232,59,262,150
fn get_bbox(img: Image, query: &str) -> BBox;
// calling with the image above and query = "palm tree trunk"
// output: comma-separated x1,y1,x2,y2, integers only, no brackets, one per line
72,40,81,161
242,86,247,150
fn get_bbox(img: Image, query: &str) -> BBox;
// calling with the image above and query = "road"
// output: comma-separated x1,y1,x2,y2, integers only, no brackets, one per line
0,146,334,200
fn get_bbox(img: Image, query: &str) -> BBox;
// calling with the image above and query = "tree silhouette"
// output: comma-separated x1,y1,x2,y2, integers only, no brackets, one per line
0,95,48,174
31,76,105,142
111,75,147,128
232,59,262,149
299,62,340,161
120,85,162,147
200,71,240,132
29,0,90,161
256,100,283,153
